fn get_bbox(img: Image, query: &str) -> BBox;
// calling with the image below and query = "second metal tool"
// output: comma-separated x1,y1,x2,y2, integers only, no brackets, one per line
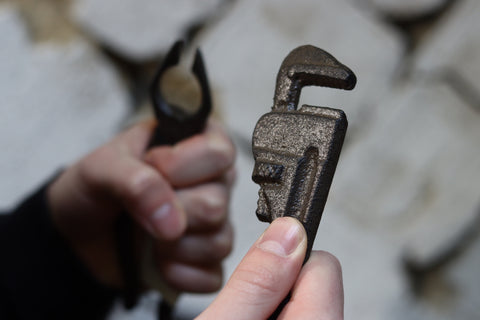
251,44,356,319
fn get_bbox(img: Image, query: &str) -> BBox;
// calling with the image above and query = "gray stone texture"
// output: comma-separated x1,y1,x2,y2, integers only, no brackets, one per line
332,79,480,319
333,80,480,251
72,0,227,61
414,0,480,97
0,4,129,210
367,0,448,18
195,0,403,146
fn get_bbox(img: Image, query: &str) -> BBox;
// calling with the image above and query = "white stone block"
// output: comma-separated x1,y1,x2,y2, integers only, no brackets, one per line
332,80,480,268
196,0,403,145
0,4,129,210
72,0,226,61
367,0,448,18
445,235,480,319
414,0,480,95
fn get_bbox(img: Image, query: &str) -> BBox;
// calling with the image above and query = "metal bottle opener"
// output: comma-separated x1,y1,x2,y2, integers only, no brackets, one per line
252,45,356,262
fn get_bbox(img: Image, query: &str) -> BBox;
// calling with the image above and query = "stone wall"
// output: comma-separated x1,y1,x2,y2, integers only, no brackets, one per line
1,0,479,319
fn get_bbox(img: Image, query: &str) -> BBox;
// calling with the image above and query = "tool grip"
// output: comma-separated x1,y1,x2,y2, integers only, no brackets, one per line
115,122,209,317
113,38,212,319
114,127,185,308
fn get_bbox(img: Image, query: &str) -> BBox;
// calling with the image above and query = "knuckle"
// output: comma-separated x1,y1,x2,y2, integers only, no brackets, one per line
311,250,342,276
210,136,236,170
202,190,229,223
76,147,113,187
194,233,232,263
160,263,222,293
175,224,233,264
232,263,281,297
158,261,179,287
183,185,229,228
320,251,342,273
122,166,159,199
210,224,234,260
224,167,237,188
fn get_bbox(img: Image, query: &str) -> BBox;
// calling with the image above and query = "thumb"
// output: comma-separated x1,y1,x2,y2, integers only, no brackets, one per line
76,122,188,240
197,217,307,320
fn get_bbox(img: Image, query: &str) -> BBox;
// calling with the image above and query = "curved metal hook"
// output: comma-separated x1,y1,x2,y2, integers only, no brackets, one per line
150,40,212,145
273,45,357,111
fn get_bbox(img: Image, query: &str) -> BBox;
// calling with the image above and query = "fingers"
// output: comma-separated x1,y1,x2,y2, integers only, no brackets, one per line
156,222,233,265
154,223,232,293
145,120,236,187
197,217,307,320
48,119,236,292
176,180,231,231
77,123,187,240
104,120,233,239
282,251,344,320
154,175,233,293
160,263,223,293
112,120,156,157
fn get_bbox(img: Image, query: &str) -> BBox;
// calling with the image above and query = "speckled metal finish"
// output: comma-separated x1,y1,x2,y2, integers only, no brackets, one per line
252,45,356,259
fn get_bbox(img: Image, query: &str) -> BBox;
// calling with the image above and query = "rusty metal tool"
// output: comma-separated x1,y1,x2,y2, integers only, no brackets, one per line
149,41,212,146
115,39,211,319
251,45,356,319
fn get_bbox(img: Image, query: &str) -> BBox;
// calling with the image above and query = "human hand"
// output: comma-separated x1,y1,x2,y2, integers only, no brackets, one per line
197,217,343,320
47,119,235,292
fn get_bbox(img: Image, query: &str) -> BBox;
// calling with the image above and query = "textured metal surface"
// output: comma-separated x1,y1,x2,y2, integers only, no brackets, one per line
149,40,212,145
252,45,356,260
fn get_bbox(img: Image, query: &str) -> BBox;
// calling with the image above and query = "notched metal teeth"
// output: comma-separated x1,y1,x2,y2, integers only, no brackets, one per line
252,161,285,184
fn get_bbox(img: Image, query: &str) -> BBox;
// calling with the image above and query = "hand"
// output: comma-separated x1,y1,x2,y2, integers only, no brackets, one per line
197,217,343,320
47,119,236,292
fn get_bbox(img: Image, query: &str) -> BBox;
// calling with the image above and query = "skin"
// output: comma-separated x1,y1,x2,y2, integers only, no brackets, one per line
47,119,344,319
48,119,236,291
197,217,344,320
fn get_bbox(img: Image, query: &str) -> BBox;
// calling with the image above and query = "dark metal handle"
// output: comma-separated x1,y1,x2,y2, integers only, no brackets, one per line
115,40,211,317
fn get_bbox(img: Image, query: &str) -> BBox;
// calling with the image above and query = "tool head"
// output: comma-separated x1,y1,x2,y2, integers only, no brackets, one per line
273,45,356,111
252,45,355,261
150,40,212,145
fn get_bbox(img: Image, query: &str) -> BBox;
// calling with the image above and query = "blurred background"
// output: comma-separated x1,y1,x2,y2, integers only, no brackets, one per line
1,0,479,319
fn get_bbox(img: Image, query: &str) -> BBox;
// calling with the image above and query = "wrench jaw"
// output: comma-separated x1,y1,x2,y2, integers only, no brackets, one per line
273,45,357,112
150,40,184,120
149,41,212,146
252,45,355,263
191,48,212,127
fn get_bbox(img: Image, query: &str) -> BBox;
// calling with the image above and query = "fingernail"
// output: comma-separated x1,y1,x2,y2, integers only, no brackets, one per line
150,201,185,239
209,133,232,155
151,203,173,233
257,218,304,257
